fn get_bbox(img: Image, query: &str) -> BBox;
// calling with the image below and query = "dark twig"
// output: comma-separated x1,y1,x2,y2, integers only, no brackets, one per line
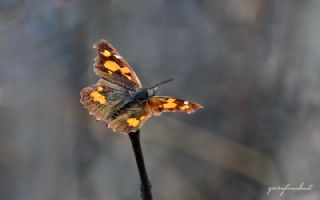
129,130,153,200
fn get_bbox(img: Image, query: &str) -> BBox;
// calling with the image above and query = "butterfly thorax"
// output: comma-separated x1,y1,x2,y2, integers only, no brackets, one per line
112,88,156,118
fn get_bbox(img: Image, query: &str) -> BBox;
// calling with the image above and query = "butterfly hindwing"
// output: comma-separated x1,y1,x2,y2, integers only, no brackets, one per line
147,96,203,115
80,79,131,122
107,102,152,133
93,39,142,90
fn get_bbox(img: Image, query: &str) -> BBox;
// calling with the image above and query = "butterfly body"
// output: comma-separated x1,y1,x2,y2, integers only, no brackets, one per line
133,88,154,102
112,88,153,117
80,39,203,134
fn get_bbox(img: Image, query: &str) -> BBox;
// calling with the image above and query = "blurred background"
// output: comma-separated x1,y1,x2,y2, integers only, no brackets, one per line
1,0,319,199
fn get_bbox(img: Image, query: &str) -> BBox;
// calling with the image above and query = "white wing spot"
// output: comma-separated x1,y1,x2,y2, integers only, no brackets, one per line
184,101,189,105
114,55,122,59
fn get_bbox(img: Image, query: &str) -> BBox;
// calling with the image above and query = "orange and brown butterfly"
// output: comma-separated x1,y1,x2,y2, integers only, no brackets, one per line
80,39,203,134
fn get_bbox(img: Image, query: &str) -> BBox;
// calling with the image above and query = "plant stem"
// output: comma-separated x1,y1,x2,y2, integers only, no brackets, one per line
129,130,153,200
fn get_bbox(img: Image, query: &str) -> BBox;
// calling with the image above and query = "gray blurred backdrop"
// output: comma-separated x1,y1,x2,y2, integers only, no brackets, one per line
1,0,320,200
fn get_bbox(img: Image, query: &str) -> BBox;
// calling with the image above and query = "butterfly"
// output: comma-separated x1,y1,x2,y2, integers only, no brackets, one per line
80,39,203,134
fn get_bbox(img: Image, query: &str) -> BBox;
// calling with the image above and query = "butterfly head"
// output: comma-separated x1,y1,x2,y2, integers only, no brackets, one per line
146,77,174,98
135,78,174,102
147,87,159,97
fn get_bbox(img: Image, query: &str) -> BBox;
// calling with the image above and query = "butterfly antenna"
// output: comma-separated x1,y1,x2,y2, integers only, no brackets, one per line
149,77,174,89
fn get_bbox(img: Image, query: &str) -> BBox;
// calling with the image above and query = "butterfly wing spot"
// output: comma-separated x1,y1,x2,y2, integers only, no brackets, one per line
180,105,190,110
163,98,177,109
119,67,130,74
118,67,132,80
101,50,111,57
127,118,140,127
139,115,146,120
90,91,107,105
104,60,121,72
97,86,104,92
184,101,189,105
104,61,133,80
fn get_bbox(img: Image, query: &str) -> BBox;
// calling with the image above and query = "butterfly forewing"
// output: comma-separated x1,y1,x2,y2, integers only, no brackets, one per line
148,96,203,115
93,39,142,90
